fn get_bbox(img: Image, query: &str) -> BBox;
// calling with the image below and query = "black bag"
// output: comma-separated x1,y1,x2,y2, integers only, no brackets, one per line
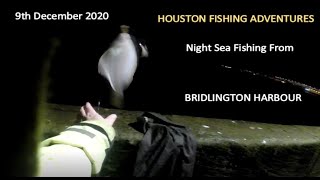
131,112,197,177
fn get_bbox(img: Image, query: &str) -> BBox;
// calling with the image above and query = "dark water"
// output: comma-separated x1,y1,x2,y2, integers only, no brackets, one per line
7,0,320,126
45,27,320,126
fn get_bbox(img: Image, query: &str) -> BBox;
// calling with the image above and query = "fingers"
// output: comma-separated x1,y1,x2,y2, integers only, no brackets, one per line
80,106,86,116
104,114,117,126
80,102,117,126
85,102,96,114
80,102,98,119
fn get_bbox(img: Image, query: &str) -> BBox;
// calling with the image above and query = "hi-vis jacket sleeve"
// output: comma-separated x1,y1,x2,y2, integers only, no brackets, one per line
38,120,116,177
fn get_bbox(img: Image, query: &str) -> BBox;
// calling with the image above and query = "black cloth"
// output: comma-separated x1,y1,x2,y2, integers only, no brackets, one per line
131,112,197,177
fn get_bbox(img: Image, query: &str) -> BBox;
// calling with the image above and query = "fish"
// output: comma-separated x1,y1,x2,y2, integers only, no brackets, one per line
98,25,148,108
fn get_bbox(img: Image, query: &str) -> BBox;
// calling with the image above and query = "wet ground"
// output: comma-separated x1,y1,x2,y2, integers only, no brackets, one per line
43,103,320,177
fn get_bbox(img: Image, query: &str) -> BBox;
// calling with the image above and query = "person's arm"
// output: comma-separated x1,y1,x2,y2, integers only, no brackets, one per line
38,119,116,177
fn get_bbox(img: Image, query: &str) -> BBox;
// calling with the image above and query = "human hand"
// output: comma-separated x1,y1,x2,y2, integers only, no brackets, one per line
80,102,117,126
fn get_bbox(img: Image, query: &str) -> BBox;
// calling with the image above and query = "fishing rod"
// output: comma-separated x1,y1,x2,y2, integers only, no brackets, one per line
220,64,320,96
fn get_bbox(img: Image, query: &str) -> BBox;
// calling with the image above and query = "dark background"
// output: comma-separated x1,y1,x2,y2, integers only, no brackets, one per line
6,0,320,125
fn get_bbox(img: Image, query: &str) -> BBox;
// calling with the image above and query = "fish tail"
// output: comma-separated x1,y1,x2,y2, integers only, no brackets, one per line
110,90,124,109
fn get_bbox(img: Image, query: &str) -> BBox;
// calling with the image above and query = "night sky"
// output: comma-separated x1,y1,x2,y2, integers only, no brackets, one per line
6,0,320,125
